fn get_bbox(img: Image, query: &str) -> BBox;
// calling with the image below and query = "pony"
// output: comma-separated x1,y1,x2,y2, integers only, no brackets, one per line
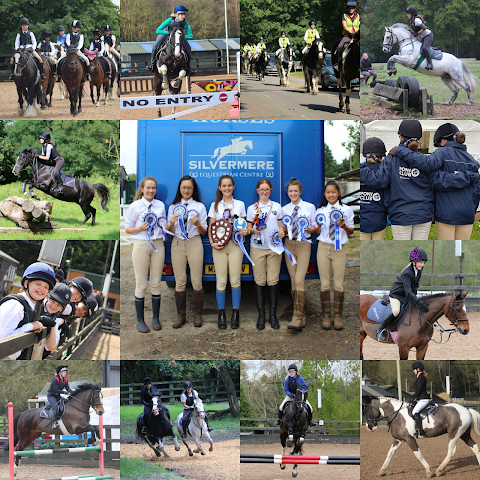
383,23,478,105
360,292,469,360
254,49,269,82
303,38,326,95
176,399,213,456
12,147,110,226
275,45,295,87
39,56,55,109
54,43,69,100
59,46,86,116
85,48,110,106
12,49,42,118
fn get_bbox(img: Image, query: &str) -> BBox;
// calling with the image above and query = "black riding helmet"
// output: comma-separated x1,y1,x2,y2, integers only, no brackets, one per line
58,26,65,33
42,30,52,39
49,283,72,308
412,361,424,370
184,381,193,389
144,377,152,385
406,6,418,15
104,25,112,31
20,18,29,26
56,365,68,374
410,247,429,262
433,123,459,147
85,295,98,317
281,31,286,35
309,20,316,26
397,120,422,139
72,20,82,28
39,132,51,141
93,29,102,36
288,364,298,372
68,277,93,303
363,137,386,156
55,268,65,283
347,0,357,7
92,293,103,308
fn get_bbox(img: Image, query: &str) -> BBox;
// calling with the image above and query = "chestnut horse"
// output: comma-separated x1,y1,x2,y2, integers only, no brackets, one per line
59,46,85,116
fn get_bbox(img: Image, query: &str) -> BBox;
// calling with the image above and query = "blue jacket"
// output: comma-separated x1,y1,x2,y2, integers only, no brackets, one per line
360,145,434,226
360,161,390,233
395,143,479,225
284,374,305,396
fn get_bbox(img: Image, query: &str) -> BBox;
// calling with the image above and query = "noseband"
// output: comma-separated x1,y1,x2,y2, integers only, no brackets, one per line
445,293,469,328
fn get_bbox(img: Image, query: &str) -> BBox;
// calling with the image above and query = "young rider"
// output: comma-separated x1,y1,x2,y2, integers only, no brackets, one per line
102,25,120,61
65,20,92,81
410,361,430,437
179,381,213,438
375,248,429,342
46,365,72,425
302,20,320,55
90,29,111,79
9,18,46,80
338,0,360,52
275,32,290,56
57,26,67,49
406,6,434,70
256,37,267,54
37,132,65,195
38,30,57,78
140,377,168,434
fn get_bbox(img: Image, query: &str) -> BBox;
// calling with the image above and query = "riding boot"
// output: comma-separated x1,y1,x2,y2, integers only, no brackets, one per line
186,54,195,76
414,413,425,437
254,283,266,330
9,63,14,80
321,290,332,330
135,297,150,333
274,409,283,426
147,48,157,72
333,290,344,331
53,174,64,194
192,289,204,327
287,290,303,330
205,415,214,432
181,420,189,438
231,309,240,329
231,287,241,329
173,290,187,328
39,61,46,80
375,313,395,342
51,63,57,78
152,294,162,331
217,309,227,330
423,47,433,70
268,284,280,329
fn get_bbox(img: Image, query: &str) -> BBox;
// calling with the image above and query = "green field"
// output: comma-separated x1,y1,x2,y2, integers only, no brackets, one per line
120,457,194,480
383,222,480,240
0,177,119,240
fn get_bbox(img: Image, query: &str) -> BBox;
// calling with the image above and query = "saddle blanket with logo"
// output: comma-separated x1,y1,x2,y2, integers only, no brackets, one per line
367,298,407,325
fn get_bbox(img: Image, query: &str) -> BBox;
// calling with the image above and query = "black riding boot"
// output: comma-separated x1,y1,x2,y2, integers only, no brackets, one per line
152,294,162,331
231,309,240,329
147,48,157,72
375,313,395,342
141,414,150,434
307,409,316,427
39,61,46,80
255,284,266,330
274,409,283,426
205,415,214,433
135,297,150,333
51,62,57,78
268,284,280,330
86,64,92,81
218,309,227,330
414,413,425,437
181,420,188,438
52,174,64,194
424,47,433,70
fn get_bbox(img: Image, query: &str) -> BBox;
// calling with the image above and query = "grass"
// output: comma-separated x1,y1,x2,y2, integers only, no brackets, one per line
0,176,119,239
383,221,480,240
120,457,194,480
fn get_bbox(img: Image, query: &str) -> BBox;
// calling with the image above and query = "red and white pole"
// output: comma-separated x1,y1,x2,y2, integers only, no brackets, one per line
99,413,104,476
8,402,14,480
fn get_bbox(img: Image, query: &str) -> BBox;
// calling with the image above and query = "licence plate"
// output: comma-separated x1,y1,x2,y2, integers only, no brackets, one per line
204,264,250,275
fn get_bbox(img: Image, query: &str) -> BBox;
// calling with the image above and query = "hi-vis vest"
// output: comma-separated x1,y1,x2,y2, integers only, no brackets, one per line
257,43,266,52
306,29,318,44
343,13,360,35
280,37,288,48
244,45,251,52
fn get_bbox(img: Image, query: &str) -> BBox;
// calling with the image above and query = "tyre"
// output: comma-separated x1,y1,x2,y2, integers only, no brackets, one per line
405,77,420,109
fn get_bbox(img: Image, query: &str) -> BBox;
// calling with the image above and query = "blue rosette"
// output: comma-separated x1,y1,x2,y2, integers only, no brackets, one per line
143,212,158,252
156,216,174,238
281,214,293,240
233,218,255,266
296,216,310,242
271,230,297,266
174,204,189,240
330,209,343,250
316,213,326,228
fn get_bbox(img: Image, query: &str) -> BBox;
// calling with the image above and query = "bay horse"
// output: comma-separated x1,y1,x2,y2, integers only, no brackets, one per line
303,38,326,94
136,394,180,457
176,399,213,456
360,292,469,360
39,57,55,109
254,49,269,81
12,49,42,118
54,43,69,100
275,45,295,87
279,383,311,478
3,383,104,478
13,147,110,226
364,397,480,477
154,20,188,118
59,46,86,116
85,48,110,106
332,30,360,114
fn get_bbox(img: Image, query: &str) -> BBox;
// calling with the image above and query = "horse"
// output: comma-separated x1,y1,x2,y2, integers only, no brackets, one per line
105,51,120,100
211,138,253,161
59,46,86,116
54,43,69,100
254,50,269,81
360,292,469,360
3,383,104,478
176,399,213,456
39,56,55,109
363,396,480,478
279,384,311,478
275,45,295,87
154,20,188,118
383,24,478,105
12,147,110,226
85,48,110,106
332,31,360,114
303,38,326,95
136,394,180,458
12,49,42,118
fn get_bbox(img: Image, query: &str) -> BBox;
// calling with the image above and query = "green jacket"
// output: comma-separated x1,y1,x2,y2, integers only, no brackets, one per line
156,17,193,39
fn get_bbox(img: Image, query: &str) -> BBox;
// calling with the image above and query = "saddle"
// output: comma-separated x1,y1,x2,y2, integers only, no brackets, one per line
420,45,443,60
366,298,407,327
59,171,76,187
408,401,437,421
41,399,66,424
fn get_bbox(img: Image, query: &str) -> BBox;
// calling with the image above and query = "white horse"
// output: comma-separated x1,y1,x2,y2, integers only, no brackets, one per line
211,138,253,161
176,399,213,456
275,46,295,87
383,23,478,105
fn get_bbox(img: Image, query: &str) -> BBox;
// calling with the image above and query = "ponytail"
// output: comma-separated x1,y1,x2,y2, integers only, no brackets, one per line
401,262,412,273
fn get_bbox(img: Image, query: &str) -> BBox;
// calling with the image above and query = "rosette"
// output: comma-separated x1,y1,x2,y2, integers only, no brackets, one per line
233,218,255,265
156,216,174,238
174,204,189,240
330,209,343,250
143,212,158,252
270,230,296,265
315,213,326,228
281,215,293,240
296,216,310,242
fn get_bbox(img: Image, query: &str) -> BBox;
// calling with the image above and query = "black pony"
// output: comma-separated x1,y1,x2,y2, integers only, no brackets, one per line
12,49,42,118
254,49,269,81
303,38,326,94
332,30,360,114
12,147,110,226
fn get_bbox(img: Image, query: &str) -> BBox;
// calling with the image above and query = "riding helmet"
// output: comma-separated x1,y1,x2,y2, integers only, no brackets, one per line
68,277,94,302
347,0,357,7
85,295,99,317
20,18,29,26
433,123,459,147
22,262,56,290
39,132,51,141
55,268,65,283
93,293,103,308
288,364,298,372
309,20,316,26
410,247,429,262
184,381,193,389
93,29,102,36
72,20,82,28
49,283,72,307
56,365,68,374
412,361,424,370
144,377,152,385
362,137,386,156
104,25,112,31
406,6,418,15
174,5,189,14
57,25,65,33
397,119,422,139
41,30,52,38
281,31,286,35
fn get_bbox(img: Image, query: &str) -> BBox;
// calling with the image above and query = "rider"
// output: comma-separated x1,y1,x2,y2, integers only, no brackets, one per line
406,6,434,70
410,361,429,437
274,364,316,427
302,21,320,55
57,26,67,49
275,31,290,56
148,5,194,76
102,25,120,62
140,377,168,434
243,42,251,53
38,132,65,195
375,248,429,342
256,37,267,54
90,29,111,79
337,1,360,54
65,277,94,320
47,365,72,426
65,20,92,81
9,18,46,81
180,381,213,438
38,30,57,79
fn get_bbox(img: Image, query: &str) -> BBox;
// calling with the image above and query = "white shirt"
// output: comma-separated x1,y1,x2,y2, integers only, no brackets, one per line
181,389,198,408
167,198,207,240
246,200,283,250
315,201,354,246
125,198,166,240
15,31,36,50
208,198,246,221
66,33,84,50
414,18,431,38
0,292,37,360
42,143,54,160
89,41,105,56
282,199,317,243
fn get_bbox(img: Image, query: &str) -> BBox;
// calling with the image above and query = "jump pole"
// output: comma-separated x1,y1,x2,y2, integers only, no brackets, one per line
240,458,360,465
99,414,104,476
8,402,13,480
241,453,359,461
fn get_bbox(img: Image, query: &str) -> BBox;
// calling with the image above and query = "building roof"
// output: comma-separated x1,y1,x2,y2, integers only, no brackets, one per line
209,38,241,50
362,385,395,398
0,251,20,265
120,38,240,55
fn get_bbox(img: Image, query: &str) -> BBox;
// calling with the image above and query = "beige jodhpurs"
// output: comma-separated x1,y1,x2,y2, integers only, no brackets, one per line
171,235,204,292
435,222,473,240
212,240,243,291
390,297,402,316
284,239,311,292
360,229,386,240
132,239,165,298
316,242,346,292
250,247,282,286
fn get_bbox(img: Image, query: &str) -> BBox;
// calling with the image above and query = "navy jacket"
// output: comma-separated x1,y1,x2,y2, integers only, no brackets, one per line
360,146,434,225
360,162,390,233
411,372,430,401
390,264,422,304
47,375,72,399
396,143,479,225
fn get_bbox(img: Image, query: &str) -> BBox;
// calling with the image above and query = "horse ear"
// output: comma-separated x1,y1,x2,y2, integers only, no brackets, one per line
462,292,468,298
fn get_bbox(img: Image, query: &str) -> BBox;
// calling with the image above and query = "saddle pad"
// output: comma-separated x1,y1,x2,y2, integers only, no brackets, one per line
40,408,49,419
366,299,407,325
420,45,443,60
59,171,75,187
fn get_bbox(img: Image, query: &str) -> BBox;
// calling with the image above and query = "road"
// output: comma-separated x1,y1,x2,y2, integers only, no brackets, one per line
240,73,359,119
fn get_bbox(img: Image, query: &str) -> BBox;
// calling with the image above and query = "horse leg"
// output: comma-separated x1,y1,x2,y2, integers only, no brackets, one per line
460,430,480,466
440,76,459,105
78,85,83,113
172,432,181,451
337,78,345,111
192,435,205,455
181,435,194,456
158,436,170,458
452,77,473,104
15,433,41,477
360,322,366,360
143,434,162,456
298,423,308,443
74,424,100,446
404,437,434,478
24,87,38,118
377,439,404,476
415,342,429,360
398,343,410,360
286,419,294,445
434,437,460,477
204,430,214,451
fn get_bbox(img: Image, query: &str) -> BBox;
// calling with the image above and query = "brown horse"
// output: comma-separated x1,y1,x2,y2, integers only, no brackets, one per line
360,292,469,360
4,383,104,477
59,46,86,116
85,48,110,106
39,58,55,109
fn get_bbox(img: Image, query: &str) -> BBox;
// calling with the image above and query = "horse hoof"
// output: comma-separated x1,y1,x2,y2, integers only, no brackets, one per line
175,446,180,451
292,470,298,478
433,470,442,477
189,452,193,456
201,451,206,455
280,464,286,470
209,446,213,451
377,471,386,476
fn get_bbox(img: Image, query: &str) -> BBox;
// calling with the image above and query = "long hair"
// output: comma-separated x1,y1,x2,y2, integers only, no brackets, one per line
319,180,343,208
172,175,201,204
214,175,235,213
133,176,157,201
401,262,414,273
422,370,428,383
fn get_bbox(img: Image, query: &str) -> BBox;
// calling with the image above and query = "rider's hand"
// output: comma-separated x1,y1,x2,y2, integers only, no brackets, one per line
417,300,429,313
211,242,224,250
30,321,43,333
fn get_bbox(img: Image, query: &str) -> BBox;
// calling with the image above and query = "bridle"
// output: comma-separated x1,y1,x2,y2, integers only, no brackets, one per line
364,400,404,428
14,50,30,73
66,388,103,415
383,27,414,54
445,293,469,329
66,49,78,76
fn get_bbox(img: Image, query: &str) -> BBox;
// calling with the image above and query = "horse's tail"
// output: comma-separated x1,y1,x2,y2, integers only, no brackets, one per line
93,183,110,212
463,63,478,94
3,412,22,452
469,408,480,438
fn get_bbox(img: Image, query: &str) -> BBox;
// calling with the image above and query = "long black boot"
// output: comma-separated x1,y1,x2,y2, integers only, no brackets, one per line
254,284,266,330
152,294,162,331
414,413,425,437
147,48,157,72
135,297,149,333
218,310,227,330
39,60,46,80
424,47,433,70
375,313,395,342
268,284,280,330
53,174,64,194
274,409,283,426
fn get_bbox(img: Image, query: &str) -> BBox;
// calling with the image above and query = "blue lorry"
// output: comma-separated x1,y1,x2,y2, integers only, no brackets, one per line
136,120,325,282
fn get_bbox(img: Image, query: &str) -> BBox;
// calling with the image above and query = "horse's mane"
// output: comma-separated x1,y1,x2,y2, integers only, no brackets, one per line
390,23,412,32
421,292,455,300
68,382,101,398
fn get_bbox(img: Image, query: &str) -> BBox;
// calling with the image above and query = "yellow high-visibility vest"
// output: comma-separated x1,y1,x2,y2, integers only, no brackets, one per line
280,37,288,48
343,13,360,35
306,29,318,44
257,43,266,52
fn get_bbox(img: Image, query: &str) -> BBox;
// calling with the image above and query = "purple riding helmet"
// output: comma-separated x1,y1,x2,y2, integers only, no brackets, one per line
410,248,429,262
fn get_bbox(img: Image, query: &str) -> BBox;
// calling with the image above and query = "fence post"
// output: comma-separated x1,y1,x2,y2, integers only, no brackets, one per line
9,403,13,480
99,414,104,476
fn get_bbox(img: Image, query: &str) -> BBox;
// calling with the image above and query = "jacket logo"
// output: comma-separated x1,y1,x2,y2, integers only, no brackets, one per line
399,166,420,178
360,192,381,202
